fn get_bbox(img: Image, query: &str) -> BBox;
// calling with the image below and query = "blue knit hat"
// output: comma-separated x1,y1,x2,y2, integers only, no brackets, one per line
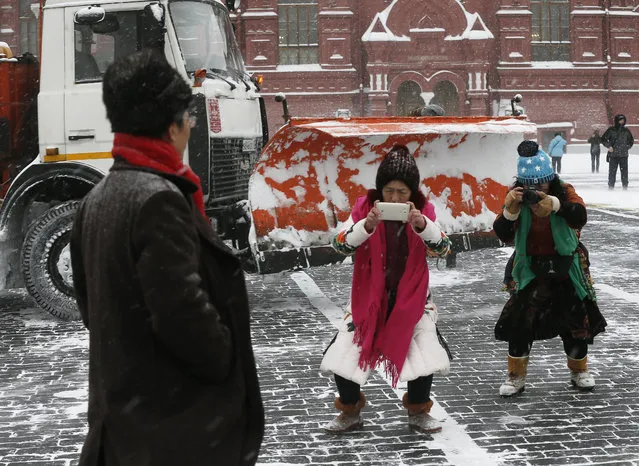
516,140,555,185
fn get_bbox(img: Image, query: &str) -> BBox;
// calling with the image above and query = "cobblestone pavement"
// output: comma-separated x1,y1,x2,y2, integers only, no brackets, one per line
1,174,638,465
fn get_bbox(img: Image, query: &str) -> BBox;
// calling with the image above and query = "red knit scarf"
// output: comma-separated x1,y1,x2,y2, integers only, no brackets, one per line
111,133,206,217
350,194,434,387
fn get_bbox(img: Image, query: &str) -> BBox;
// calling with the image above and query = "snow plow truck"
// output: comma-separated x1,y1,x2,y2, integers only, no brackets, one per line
0,0,267,320
0,0,536,321
248,115,536,274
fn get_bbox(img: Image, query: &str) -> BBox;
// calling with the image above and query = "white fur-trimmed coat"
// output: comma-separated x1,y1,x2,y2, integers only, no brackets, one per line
320,297,451,386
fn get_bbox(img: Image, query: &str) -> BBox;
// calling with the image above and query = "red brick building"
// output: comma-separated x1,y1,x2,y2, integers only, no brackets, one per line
237,0,639,145
3,0,638,144
0,0,38,59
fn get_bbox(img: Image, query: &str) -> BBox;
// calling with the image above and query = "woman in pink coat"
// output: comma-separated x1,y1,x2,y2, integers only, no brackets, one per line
321,145,452,434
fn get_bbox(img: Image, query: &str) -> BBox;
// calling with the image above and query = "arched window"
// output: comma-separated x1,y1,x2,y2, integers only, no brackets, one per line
432,81,459,116
531,0,570,61
278,0,318,65
396,81,424,116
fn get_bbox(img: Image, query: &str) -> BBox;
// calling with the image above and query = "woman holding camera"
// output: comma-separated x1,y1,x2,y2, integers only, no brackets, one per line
493,140,606,397
320,144,452,434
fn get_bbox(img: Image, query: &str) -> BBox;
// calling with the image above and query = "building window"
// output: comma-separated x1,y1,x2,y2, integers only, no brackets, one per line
278,0,318,65
19,0,38,56
531,0,570,61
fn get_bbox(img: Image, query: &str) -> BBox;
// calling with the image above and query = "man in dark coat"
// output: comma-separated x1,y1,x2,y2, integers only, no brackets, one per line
70,50,264,465
601,114,634,189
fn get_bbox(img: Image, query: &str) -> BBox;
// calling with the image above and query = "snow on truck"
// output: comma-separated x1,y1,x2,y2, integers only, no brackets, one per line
248,115,537,274
0,0,267,320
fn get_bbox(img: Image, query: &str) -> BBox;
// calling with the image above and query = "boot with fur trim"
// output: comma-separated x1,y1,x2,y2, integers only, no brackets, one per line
324,392,365,433
402,393,442,434
499,355,529,397
568,356,595,391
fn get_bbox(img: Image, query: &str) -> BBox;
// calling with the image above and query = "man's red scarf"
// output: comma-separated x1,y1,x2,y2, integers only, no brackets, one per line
111,133,206,217
350,193,434,387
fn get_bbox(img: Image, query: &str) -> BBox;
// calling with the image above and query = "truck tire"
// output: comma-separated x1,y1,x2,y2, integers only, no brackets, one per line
21,201,81,321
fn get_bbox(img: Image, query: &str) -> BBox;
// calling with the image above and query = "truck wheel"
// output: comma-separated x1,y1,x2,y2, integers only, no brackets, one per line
21,201,81,321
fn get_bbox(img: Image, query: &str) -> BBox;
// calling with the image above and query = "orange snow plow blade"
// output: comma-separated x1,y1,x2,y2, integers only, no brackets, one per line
248,116,536,273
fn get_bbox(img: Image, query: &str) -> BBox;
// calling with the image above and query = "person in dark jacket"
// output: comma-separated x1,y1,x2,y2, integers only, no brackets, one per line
493,140,606,398
70,50,264,466
587,129,602,173
601,114,634,189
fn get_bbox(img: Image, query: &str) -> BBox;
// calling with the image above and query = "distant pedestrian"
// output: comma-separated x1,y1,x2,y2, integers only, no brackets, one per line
70,50,264,466
547,132,567,173
321,144,452,434
602,114,634,190
587,129,602,173
493,140,606,397
409,103,445,117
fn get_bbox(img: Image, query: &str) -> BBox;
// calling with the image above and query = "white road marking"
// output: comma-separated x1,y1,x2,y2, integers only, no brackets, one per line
291,270,504,466
590,207,639,220
595,283,639,304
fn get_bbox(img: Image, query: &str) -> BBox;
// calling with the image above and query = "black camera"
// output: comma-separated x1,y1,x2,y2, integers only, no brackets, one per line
521,187,541,205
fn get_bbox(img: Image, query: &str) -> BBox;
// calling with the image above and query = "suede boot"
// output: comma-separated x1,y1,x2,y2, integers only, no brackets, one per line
499,355,529,397
403,393,442,434
324,392,365,433
568,356,595,391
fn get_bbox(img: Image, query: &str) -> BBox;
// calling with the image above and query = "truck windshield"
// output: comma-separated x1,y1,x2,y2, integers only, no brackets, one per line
169,0,246,76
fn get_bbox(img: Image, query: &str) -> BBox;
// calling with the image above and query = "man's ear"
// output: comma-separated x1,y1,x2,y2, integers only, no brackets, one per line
166,121,179,142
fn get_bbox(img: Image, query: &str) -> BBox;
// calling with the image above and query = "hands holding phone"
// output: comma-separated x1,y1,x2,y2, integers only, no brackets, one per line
364,201,425,233
406,202,426,231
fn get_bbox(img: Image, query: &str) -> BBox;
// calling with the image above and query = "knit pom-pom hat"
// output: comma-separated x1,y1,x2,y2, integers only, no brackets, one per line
516,140,555,185
375,145,421,194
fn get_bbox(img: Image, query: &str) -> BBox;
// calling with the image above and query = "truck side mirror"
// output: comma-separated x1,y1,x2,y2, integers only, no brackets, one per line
141,3,166,49
226,0,240,11
91,14,120,34
74,6,106,25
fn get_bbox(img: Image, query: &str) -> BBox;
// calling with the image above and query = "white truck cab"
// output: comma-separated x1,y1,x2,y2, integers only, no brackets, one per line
0,0,267,319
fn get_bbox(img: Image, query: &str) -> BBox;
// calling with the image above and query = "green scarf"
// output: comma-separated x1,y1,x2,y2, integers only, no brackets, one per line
512,206,589,300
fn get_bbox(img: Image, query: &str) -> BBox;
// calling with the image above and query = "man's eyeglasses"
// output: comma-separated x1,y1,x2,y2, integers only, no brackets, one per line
185,113,196,129
175,110,196,129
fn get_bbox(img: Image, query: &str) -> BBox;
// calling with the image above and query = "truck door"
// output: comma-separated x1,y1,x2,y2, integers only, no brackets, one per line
64,6,145,163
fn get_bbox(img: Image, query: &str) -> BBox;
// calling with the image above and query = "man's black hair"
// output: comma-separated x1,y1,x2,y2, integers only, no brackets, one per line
102,49,192,138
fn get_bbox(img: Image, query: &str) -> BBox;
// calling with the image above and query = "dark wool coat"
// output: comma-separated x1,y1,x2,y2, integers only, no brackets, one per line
601,115,634,159
70,160,264,466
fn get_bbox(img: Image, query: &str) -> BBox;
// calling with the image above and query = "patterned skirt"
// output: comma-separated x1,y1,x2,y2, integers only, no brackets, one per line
495,277,607,343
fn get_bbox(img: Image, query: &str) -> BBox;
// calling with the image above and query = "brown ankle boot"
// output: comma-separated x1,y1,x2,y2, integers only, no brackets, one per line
568,356,595,391
324,392,365,433
403,393,442,434
499,355,529,397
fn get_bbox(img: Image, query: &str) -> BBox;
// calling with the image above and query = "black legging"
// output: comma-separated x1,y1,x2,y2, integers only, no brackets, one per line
552,157,562,173
591,152,600,173
509,335,588,360
335,373,434,405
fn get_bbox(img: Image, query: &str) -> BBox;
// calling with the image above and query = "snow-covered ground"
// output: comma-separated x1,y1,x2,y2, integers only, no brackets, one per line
1,149,638,466
558,151,639,210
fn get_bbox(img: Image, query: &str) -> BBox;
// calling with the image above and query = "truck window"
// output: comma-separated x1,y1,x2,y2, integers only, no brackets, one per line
74,11,142,83
169,0,245,75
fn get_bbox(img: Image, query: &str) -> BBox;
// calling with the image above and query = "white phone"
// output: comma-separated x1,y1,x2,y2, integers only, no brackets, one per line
377,202,410,222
